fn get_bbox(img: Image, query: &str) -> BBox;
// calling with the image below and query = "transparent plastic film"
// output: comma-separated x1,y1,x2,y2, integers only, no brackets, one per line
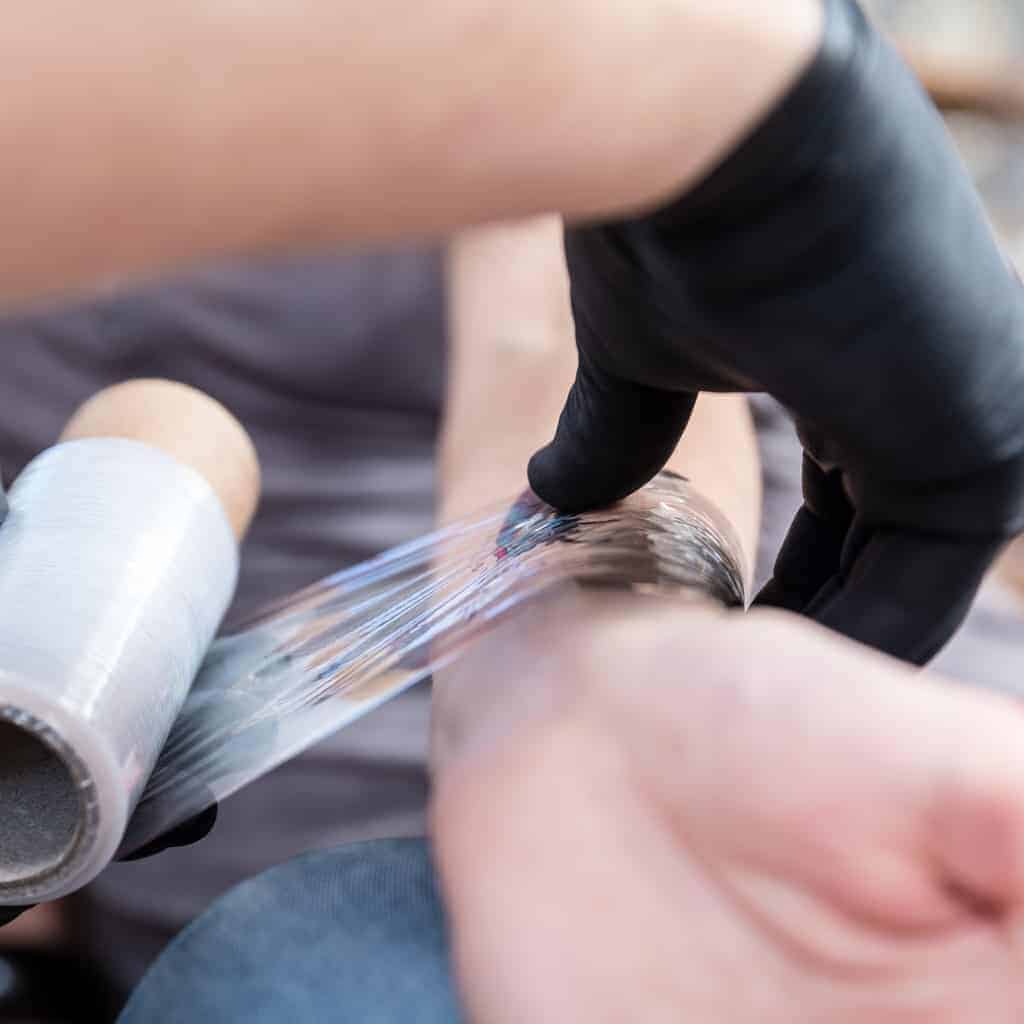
122,471,745,853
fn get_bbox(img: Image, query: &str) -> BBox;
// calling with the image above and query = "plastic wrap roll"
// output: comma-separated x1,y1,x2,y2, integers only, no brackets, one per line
124,471,745,852
0,439,239,904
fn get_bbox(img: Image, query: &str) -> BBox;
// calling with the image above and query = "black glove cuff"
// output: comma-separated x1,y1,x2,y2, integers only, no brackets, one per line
651,0,872,230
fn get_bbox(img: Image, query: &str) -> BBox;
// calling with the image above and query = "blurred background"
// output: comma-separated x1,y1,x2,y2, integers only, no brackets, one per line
1,2,1023,1021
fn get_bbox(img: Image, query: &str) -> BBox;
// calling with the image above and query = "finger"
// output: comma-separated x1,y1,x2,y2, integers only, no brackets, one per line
805,528,1004,665
527,353,695,513
755,506,848,612
118,802,218,862
755,457,854,612
800,456,856,527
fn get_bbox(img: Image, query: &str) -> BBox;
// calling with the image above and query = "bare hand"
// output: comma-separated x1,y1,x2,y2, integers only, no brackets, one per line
434,595,1024,1021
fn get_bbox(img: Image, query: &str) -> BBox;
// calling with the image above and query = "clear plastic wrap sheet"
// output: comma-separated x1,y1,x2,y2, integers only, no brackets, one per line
122,471,745,852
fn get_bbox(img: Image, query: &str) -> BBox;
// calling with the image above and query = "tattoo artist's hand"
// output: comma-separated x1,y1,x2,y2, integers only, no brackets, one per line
434,594,1024,1022
528,0,1024,664
0,806,217,928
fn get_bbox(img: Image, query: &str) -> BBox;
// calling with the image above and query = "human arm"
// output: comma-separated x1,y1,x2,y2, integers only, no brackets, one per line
0,0,820,305
433,597,1024,1022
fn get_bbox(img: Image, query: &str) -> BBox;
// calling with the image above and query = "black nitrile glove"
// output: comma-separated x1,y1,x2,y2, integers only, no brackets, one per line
0,805,217,928
117,801,218,862
528,0,1024,664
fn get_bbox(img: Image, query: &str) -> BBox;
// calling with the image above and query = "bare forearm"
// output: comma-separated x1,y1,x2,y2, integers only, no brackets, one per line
2,0,820,304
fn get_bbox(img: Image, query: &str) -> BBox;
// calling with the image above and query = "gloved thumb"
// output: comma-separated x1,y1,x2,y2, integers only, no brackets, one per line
527,353,696,514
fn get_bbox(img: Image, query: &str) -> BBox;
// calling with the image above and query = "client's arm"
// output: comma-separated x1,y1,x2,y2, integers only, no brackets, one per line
434,598,1024,1022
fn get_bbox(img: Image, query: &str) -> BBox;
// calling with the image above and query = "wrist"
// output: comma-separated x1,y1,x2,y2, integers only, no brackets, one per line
430,585,603,783
429,586,728,782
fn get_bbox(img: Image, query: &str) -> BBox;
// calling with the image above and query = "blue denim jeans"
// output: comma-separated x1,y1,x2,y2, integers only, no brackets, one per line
117,838,461,1023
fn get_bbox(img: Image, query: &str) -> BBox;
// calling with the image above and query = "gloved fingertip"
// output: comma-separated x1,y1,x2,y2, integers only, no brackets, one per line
528,366,696,514
527,436,671,514
527,443,609,514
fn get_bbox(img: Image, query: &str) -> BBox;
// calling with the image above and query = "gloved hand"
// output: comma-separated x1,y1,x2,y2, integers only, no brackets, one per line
0,805,217,928
528,0,1024,664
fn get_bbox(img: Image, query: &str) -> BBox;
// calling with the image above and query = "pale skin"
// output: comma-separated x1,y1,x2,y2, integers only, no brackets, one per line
432,219,1024,1021
0,0,820,305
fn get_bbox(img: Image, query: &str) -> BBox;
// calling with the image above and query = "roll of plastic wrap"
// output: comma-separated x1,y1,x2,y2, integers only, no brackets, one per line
0,440,238,903
0,380,258,907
